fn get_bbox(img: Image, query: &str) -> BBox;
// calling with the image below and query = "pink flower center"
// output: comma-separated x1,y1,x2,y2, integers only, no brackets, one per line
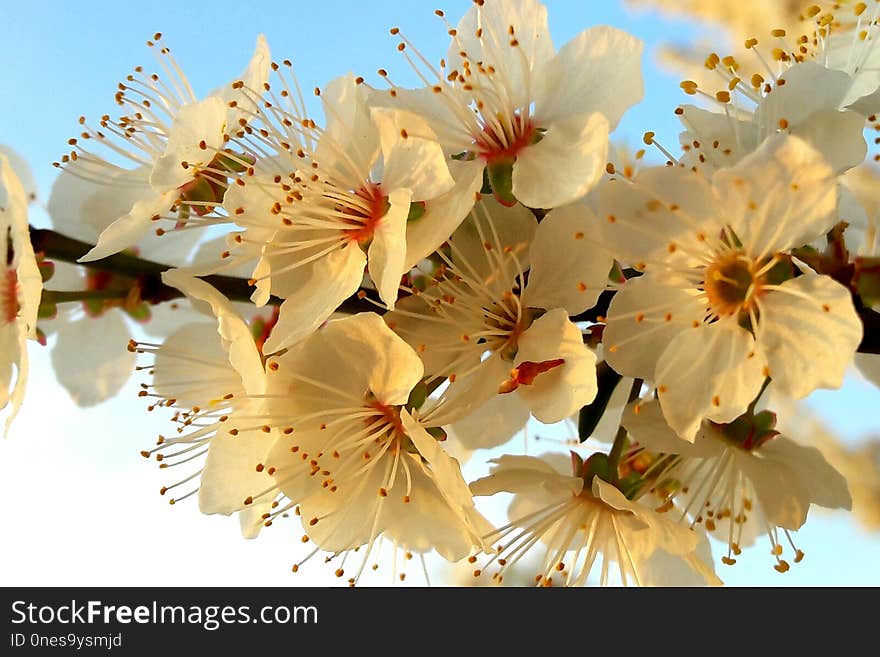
1,268,20,326
342,184,390,244
475,114,536,163
368,400,406,437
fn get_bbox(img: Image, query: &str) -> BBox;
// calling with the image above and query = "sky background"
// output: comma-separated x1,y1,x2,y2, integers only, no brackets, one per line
0,0,878,586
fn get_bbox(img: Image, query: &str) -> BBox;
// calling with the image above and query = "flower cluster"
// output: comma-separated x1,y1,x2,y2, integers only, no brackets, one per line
7,0,877,585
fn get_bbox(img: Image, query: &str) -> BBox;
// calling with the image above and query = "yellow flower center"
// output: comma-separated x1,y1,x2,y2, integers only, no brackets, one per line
704,252,762,317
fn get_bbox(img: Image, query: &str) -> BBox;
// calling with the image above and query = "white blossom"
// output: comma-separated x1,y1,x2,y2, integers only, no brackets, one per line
594,135,862,439
0,154,42,434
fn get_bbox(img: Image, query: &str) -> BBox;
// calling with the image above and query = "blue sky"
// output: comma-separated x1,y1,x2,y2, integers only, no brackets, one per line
1,0,878,587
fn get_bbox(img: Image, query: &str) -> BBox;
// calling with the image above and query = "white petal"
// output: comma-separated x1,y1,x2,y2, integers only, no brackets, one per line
790,108,867,173
588,166,716,265
756,275,862,399
448,391,531,452
534,25,644,129
512,111,609,209
0,156,40,432
381,464,487,560
677,104,756,170
215,34,271,126
152,322,241,406
761,435,852,512
315,74,378,185
161,270,266,395
1,155,40,331
734,449,812,530
714,134,838,257
603,274,704,380
514,308,598,424
423,353,511,427
78,189,179,262
404,158,483,267
470,454,583,502
656,322,766,441
367,187,411,308
371,107,454,201
448,196,538,298
402,409,478,512
622,400,723,459
150,96,228,191
369,86,473,151
278,313,424,407
755,62,853,128
450,0,554,109
522,199,613,315
0,145,37,202
199,404,275,515
50,312,135,407
238,502,273,539
384,291,483,376
262,242,366,353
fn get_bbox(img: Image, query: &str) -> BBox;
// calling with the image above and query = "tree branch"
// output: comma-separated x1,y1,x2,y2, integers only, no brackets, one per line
28,226,880,355
28,226,380,313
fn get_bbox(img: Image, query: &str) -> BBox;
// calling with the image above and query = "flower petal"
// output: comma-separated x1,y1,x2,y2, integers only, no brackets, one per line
514,308,598,423
274,313,424,408
315,74,378,186
622,400,723,459
450,0,555,109
0,145,37,202
161,269,266,395
734,449,812,530
713,134,838,257
261,241,366,354
448,391,531,452
761,435,852,512
512,111,609,209
470,454,584,502
78,189,179,263
367,187,411,309
603,274,704,381
655,322,766,441
588,165,716,266
371,107,454,201
790,108,867,173
150,96,228,191
50,311,135,407
403,158,483,267
214,34,271,126
199,403,275,515
756,274,862,399
522,199,613,315
534,25,644,129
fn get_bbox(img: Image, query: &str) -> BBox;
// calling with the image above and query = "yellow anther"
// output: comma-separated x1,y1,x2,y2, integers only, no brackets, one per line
680,80,698,95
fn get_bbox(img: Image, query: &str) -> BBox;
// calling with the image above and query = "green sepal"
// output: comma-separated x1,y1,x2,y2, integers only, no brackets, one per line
608,260,626,284
406,381,428,412
426,426,448,442
38,260,55,283
584,452,613,485
406,201,426,223
487,159,516,207
854,257,880,308
124,302,152,323
37,300,57,320
83,298,106,318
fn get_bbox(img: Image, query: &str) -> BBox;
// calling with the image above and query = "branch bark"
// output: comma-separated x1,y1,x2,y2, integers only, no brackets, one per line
29,226,880,355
